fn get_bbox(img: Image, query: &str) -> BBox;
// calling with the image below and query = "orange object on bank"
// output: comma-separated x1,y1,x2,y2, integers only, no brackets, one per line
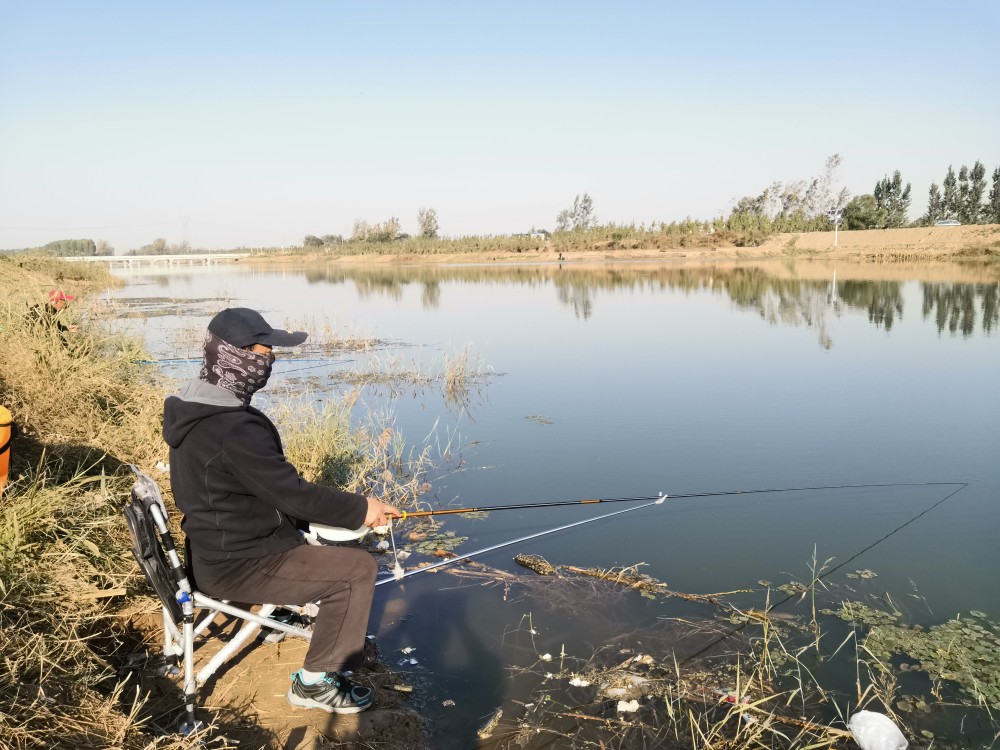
0,405,11,494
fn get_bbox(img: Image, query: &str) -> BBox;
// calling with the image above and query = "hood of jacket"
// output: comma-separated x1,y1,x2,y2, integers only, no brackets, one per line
163,379,246,449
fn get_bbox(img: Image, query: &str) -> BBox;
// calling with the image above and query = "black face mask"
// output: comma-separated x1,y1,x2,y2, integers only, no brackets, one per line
199,331,275,405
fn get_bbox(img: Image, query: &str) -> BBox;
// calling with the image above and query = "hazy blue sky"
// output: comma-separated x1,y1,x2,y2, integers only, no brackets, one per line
1,1,997,251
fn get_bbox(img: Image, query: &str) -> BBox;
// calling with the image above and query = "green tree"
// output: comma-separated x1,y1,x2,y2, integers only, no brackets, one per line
41,238,97,256
132,238,168,255
351,218,400,242
303,235,324,248
941,165,958,219
925,183,943,225
842,194,880,229
556,193,597,232
873,172,911,228
988,167,1000,224
957,165,971,224
417,207,439,238
967,161,987,224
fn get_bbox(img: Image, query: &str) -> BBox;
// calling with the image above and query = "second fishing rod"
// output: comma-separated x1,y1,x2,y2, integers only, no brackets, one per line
391,481,957,520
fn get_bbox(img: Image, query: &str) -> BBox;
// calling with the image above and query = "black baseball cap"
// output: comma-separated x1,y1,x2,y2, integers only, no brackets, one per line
207,308,308,348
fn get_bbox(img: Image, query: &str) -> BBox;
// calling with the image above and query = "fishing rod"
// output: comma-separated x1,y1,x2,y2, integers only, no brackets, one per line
386,481,968,521
308,481,962,543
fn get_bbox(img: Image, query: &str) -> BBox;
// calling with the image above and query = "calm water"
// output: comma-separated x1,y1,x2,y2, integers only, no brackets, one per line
105,259,999,746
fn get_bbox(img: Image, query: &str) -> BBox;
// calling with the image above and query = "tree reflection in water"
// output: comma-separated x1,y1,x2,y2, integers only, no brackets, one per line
923,282,999,337
301,263,998,345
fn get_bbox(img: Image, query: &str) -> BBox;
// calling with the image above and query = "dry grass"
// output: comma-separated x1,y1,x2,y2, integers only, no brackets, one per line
0,255,441,747
275,390,435,512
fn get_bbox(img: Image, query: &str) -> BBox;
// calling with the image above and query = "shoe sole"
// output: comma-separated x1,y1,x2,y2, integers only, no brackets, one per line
286,687,372,714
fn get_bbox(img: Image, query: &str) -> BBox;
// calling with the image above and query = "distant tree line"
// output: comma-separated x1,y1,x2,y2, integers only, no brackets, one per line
842,161,1000,229
127,238,192,255
304,208,441,248
27,238,113,256
303,234,344,248
925,162,1000,225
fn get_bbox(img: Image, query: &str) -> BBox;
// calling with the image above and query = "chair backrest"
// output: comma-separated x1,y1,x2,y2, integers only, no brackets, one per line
124,467,183,623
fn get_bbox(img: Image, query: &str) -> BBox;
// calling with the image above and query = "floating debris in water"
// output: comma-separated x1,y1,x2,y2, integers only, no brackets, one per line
846,568,879,580
524,415,553,425
617,699,640,713
847,710,908,750
568,676,591,687
777,581,808,596
391,684,413,694
539,653,552,662
442,699,455,708
514,554,558,576
477,708,503,740
401,647,416,654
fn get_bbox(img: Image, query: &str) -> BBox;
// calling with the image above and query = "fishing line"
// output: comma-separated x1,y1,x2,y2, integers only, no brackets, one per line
375,495,668,587
368,481,968,584
678,481,969,665
133,358,354,375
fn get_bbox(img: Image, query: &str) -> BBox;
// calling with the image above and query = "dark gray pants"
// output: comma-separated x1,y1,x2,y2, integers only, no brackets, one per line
192,543,377,673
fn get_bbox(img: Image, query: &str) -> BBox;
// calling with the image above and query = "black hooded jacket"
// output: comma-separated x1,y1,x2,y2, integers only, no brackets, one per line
162,380,368,562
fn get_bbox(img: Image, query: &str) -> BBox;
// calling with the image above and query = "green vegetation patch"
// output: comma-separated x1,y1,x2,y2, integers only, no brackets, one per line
865,612,1000,709
823,600,902,626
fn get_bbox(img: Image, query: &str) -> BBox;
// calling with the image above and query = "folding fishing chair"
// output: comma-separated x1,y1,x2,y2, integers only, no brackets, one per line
124,465,312,733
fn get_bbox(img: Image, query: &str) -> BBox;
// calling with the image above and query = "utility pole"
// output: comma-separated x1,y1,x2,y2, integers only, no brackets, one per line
828,207,843,246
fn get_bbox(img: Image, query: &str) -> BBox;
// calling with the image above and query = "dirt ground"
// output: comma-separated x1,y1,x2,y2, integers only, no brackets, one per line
256,225,1000,269
135,613,429,749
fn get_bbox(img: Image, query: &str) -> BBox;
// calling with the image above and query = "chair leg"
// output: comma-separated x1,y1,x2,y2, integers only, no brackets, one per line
158,606,182,676
195,604,276,686
180,617,199,733
193,606,224,638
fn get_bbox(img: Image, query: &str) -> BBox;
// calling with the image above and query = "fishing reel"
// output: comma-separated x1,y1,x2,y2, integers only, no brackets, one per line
305,522,390,544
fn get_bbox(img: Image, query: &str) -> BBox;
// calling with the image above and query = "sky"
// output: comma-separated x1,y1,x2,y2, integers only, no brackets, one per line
1,1,998,252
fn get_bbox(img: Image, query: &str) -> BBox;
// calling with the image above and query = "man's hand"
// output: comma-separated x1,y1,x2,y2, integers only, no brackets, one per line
364,497,401,528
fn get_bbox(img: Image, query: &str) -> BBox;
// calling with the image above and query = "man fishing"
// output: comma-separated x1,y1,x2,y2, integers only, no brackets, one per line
162,307,400,714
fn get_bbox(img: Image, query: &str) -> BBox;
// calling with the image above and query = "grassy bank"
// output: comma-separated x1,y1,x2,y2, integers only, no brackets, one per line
0,254,177,748
0,256,432,747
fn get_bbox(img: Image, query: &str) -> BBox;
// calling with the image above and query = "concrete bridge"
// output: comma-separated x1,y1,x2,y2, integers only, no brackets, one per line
64,253,250,268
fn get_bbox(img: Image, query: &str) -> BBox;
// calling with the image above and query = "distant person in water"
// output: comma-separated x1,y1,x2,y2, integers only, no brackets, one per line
162,307,401,714
28,289,79,333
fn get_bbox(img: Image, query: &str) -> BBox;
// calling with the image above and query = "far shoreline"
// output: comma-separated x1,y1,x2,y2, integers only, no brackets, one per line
246,224,1000,269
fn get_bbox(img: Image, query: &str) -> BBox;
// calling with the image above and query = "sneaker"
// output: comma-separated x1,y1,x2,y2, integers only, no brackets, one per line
286,671,374,714
260,608,311,644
